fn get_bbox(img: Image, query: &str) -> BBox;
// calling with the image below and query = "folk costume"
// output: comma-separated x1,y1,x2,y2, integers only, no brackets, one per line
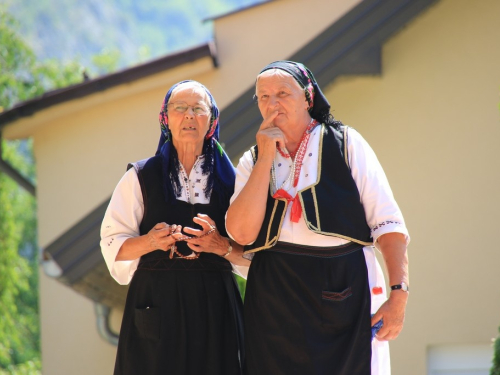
101,81,245,375
228,62,409,375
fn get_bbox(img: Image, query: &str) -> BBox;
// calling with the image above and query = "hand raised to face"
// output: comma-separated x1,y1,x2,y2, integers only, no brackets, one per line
256,111,287,162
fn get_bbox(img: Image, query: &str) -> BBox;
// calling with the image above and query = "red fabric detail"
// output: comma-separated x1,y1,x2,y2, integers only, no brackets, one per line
273,189,302,223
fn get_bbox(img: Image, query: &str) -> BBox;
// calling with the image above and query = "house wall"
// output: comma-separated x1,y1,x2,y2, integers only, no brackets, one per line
323,0,500,372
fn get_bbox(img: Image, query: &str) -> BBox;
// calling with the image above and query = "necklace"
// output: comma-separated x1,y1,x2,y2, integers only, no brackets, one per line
179,157,203,203
179,166,191,203
276,119,317,159
271,119,318,223
272,119,318,192
171,157,204,260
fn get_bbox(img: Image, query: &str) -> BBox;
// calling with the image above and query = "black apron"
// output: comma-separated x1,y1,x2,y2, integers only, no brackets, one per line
244,242,371,375
114,198,244,375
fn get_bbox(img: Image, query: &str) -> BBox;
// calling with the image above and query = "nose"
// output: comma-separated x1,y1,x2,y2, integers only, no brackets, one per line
184,107,195,118
269,95,280,107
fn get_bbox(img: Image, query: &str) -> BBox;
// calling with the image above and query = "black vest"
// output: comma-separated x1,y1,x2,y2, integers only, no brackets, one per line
244,125,372,254
128,156,231,260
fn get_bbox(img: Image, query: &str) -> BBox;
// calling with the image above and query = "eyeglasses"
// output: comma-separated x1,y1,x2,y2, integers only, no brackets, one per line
168,102,210,116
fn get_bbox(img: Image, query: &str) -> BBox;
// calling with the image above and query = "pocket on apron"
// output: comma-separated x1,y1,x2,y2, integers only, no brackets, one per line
321,286,355,331
134,306,161,340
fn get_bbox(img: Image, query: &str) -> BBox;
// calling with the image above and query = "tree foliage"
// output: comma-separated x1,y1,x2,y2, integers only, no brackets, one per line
0,140,38,373
492,325,500,375
0,7,84,111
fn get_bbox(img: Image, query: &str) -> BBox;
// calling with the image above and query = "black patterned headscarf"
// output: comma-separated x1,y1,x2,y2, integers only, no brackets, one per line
156,80,235,205
259,61,342,129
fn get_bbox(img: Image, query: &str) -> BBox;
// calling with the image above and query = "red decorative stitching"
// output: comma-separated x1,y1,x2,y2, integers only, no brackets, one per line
322,287,352,301
371,220,402,233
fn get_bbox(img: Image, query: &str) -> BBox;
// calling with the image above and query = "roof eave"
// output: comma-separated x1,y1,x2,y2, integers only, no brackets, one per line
0,42,218,129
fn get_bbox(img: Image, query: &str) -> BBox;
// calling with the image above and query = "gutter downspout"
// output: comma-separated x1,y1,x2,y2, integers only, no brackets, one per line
94,303,119,346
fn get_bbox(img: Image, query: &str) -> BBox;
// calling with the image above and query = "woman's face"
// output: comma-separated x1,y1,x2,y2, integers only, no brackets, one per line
255,70,310,133
167,83,211,149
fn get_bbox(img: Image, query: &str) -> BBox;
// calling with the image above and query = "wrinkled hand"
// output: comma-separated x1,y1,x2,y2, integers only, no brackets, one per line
147,222,182,251
183,214,229,255
256,111,285,159
371,292,408,341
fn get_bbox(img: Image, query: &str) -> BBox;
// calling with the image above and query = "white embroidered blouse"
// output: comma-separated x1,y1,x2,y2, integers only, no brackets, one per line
229,126,409,247
100,156,248,285
228,126,409,310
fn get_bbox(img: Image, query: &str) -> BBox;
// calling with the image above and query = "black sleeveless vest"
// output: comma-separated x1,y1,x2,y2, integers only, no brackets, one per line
128,155,231,260
244,125,372,254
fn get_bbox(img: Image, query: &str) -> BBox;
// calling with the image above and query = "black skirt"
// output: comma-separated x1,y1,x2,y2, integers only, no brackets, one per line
244,242,371,375
114,252,244,375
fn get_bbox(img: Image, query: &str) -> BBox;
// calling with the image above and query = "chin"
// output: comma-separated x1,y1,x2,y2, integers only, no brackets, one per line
273,119,288,129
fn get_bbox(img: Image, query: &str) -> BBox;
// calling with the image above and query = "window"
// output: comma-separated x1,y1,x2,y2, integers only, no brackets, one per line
428,344,492,375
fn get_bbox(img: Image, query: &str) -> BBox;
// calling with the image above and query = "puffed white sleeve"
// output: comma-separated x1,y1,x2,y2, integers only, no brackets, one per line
226,149,255,240
229,150,255,206
226,150,256,267
347,128,410,244
100,168,144,285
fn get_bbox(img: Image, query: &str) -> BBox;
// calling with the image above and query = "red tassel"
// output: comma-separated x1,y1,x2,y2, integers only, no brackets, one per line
272,189,302,223
290,195,302,223
273,189,292,201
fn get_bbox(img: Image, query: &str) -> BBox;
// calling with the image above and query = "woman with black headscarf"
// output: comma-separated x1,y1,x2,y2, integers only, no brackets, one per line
227,61,410,374
101,80,248,375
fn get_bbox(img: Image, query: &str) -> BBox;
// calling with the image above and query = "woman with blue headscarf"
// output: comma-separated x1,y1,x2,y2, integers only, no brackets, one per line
101,80,248,375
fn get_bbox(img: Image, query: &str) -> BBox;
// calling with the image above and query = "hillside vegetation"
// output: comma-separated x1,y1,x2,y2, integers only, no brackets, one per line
7,0,264,75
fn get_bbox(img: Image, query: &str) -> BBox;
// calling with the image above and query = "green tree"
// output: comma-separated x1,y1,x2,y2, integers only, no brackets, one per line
0,8,84,111
0,7,83,374
91,47,122,76
0,140,38,375
492,325,500,375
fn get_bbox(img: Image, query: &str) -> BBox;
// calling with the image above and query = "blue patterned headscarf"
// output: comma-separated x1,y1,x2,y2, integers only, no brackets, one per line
156,80,235,205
